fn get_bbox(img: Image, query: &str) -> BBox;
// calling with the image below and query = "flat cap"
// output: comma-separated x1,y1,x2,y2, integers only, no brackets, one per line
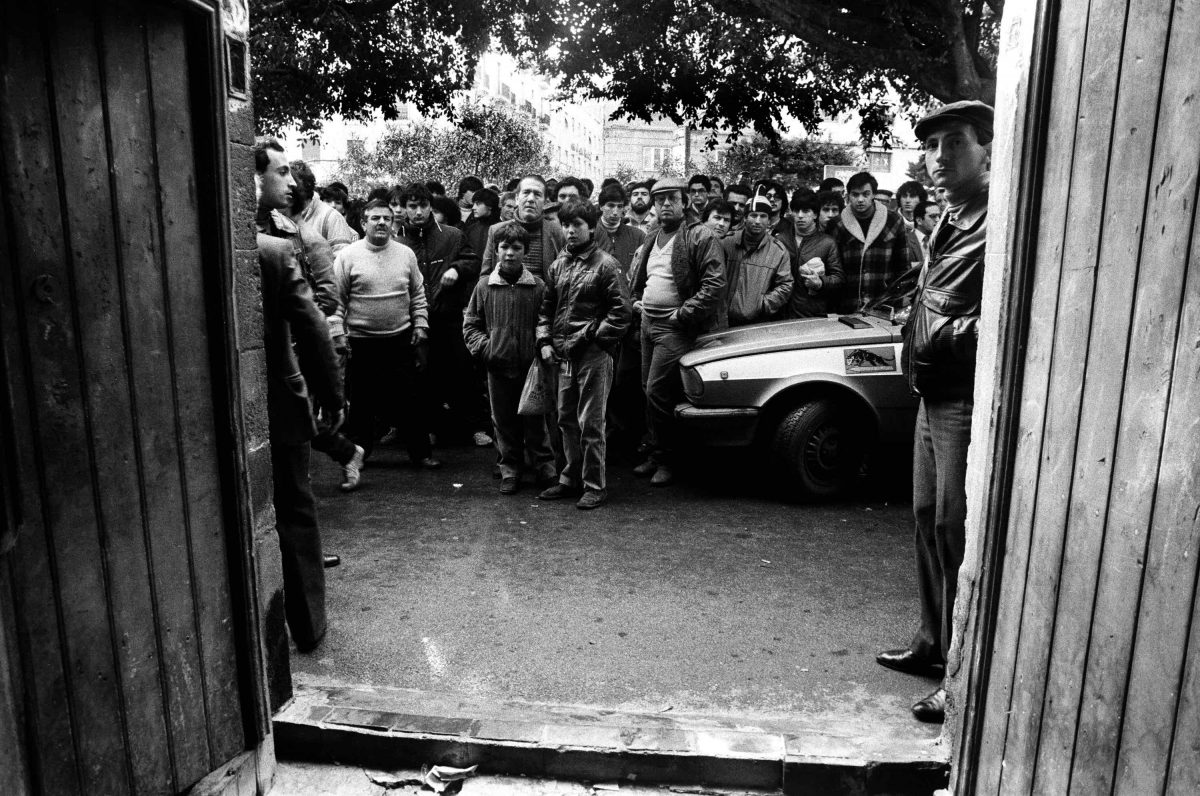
914,100,994,144
649,177,688,195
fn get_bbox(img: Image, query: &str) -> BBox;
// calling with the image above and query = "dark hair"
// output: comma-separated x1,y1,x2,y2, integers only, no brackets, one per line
319,185,349,205
702,200,734,221
397,182,432,206
431,195,463,226
289,160,317,202
818,177,844,191
724,183,753,200
457,176,484,198
629,181,651,194
755,179,783,198
643,177,657,191
471,187,500,219
366,185,391,203
504,177,521,192
600,177,619,189
253,136,285,173
557,200,601,229
846,172,878,193
817,190,845,212
897,180,928,202
361,198,392,217
710,176,725,193
789,189,821,214
556,176,588,199
688,174,712,192
517,174,547,192
425,180,446,196
914,200,939,220
494,221,531,249
327,180,349,194
580,178,594,197
598,183,627,205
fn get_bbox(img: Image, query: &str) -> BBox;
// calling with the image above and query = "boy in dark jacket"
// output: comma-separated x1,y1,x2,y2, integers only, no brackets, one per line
463,225,556,494
536,202,633,509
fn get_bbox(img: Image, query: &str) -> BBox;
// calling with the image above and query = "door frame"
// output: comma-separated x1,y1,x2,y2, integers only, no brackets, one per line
167,0,271,746
946,0,1060,790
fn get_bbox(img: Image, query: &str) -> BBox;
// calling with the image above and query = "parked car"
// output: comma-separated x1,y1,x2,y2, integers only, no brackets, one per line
676,276,919,499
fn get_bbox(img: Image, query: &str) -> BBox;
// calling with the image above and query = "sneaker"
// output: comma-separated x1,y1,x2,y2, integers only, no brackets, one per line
499,477,520,495
340,445,365,492
473,430,494,447
576,489,607,510
650,465,674,486
632,459,657,477
538,483,581,501
416,456,442,470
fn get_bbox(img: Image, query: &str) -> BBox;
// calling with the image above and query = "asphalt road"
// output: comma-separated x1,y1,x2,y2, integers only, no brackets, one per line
294,441,939,743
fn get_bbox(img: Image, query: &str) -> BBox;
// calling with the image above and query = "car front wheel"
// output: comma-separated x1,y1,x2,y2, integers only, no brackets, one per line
769,399,866,499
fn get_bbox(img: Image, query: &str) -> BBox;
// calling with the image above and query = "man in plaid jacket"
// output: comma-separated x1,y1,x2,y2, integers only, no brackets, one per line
830,171,911,314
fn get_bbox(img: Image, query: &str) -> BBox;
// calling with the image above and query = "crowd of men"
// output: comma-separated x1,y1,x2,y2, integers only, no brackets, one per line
255,98,992,725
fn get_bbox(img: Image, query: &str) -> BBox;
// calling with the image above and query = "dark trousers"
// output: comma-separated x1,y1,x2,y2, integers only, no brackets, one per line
640,313,692,465
556,346,614,492
910,397,972,663
271,442,326,648
488,368,556,481
345,331,432,461
429,313,489,439
607,337,645,457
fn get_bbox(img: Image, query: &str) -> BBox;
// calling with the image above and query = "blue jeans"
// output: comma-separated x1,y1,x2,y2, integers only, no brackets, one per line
556,345,614,492
910,397,972,663
640,313,692,465
488,368,556,482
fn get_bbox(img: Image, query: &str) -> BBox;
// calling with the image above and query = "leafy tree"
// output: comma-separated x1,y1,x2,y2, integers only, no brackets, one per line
331,101,550,196
905,155,932,186
252,0,1001,143
710,137,861,190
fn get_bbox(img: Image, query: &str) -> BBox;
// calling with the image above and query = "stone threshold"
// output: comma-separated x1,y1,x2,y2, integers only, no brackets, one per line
273,683,949,795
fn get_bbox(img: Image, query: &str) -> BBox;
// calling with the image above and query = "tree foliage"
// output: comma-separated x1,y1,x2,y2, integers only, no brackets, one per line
251,0,1002,144
331,100,550,195
710,137,861,190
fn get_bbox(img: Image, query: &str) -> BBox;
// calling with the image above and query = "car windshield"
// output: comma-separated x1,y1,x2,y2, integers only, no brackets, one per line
861,265,921,323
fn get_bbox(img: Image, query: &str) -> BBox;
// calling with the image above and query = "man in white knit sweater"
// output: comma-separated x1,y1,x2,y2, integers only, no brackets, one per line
332,199,440,474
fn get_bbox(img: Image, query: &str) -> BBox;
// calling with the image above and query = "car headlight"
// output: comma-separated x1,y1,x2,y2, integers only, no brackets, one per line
681,365,704,399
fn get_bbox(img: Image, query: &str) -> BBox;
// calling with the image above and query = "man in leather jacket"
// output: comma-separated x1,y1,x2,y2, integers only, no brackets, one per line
876,100,993,724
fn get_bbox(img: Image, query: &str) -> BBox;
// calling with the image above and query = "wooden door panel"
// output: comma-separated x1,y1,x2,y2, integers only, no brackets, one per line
0,0,249,791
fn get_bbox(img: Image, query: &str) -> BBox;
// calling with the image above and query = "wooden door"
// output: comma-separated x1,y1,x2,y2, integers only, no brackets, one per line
951,0,1200,792
0,0,259,792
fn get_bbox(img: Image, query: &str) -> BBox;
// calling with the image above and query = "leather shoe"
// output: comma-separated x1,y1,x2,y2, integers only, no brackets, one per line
876,648,944,678
576,489,607,510
632,460,657,477
538,483,581,500
536,474,559,491
650,465,674,486
499,477,520,495
912,687,946,723
323,554,341,568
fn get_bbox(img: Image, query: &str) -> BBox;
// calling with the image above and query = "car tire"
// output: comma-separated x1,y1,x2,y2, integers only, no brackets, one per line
770,399,866,499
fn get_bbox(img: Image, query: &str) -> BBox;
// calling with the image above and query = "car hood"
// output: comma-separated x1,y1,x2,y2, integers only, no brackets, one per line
681,316,900,367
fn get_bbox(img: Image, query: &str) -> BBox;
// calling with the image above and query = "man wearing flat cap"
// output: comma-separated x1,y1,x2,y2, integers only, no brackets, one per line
627,177,726,486
876,100,993,724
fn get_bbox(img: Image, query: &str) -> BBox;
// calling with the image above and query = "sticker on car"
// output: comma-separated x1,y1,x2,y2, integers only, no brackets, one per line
844,346,897,373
